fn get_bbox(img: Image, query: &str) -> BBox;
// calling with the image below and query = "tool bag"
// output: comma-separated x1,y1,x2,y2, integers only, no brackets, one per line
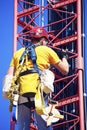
40,69,55,94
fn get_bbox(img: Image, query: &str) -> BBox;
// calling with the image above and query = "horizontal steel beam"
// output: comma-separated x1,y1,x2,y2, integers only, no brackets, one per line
53,34,77,46
52,0,77,8
17,5,39,18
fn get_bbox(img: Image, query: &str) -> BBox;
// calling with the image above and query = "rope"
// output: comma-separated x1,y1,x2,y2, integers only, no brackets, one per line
7,54,26,112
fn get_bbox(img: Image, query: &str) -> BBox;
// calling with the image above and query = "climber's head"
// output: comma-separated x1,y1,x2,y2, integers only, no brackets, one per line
29,26,49,45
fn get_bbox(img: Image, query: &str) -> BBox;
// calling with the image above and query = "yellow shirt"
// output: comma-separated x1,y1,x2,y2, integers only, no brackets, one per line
10,45,61,95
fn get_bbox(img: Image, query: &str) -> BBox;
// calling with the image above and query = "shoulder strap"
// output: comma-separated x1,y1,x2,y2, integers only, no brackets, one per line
19,42,40,74
27,44,40,74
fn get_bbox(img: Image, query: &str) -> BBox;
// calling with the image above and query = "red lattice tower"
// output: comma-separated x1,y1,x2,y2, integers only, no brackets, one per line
10,0,85,130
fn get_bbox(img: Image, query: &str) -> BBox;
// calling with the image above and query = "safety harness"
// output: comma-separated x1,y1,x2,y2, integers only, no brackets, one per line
7,42,45,114
7,43,64,125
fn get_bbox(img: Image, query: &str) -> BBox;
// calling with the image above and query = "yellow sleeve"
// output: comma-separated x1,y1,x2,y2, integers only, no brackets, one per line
10,48,25,68
47,47,61,65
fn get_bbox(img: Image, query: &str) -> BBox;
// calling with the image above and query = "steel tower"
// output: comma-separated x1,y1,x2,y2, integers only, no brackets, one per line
10,0,86,130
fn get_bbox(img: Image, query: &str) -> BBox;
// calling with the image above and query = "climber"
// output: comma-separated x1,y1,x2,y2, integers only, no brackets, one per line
2,26,69,130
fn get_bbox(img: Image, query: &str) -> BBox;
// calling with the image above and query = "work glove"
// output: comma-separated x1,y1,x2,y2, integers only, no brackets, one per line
57,49,68,60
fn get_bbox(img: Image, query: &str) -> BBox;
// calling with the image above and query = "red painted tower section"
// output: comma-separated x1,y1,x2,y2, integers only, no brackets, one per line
10,0,85,130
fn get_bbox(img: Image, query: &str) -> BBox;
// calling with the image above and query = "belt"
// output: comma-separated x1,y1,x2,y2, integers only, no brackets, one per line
19,69,37,76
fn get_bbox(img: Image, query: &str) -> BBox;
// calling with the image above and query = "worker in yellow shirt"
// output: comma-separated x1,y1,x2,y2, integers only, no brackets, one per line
3,26,69,130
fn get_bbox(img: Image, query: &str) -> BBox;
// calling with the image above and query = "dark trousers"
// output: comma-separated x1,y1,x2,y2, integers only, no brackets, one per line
17,103,52,130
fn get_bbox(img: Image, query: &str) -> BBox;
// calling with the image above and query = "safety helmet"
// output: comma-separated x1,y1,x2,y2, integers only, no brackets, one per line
29,26,49,40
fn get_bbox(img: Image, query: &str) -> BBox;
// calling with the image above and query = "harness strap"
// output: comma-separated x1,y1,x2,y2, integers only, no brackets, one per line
19,69,37,76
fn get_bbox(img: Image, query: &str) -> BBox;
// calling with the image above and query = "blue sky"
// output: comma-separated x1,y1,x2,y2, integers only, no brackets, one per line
0,1,14,129
0,0,87,130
